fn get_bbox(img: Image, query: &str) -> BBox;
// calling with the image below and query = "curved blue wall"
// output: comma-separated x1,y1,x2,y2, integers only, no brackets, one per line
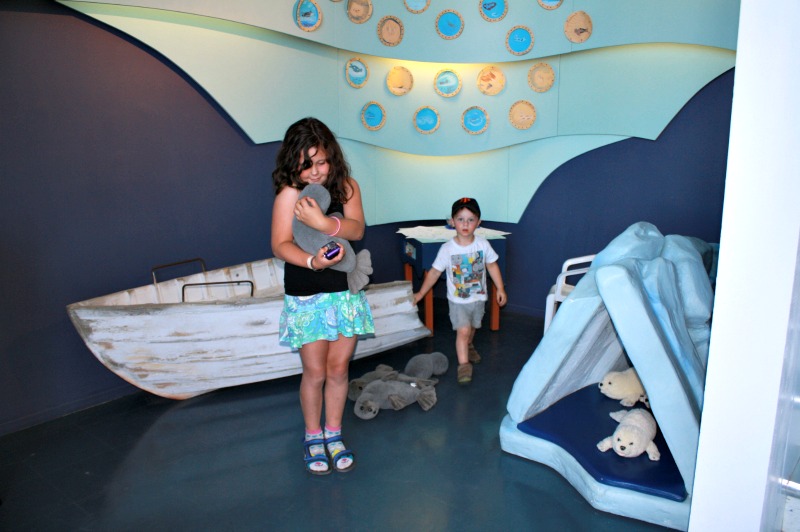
0,2,730,434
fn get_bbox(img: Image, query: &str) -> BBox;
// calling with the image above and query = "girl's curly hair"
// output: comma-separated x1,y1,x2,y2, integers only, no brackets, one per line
272,117,352,205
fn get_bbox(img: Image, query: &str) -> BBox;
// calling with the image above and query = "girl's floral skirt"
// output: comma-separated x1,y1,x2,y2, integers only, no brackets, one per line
279,290,375,349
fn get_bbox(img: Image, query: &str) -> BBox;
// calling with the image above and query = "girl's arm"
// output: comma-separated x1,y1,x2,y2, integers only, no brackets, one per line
339,177,366,241
291,177,366,241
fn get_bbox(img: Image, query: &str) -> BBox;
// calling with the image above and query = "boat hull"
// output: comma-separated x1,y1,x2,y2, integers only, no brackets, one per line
68,261,430,399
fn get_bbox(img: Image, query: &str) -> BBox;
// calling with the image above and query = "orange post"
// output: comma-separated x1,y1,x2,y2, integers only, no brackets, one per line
489,281,500,331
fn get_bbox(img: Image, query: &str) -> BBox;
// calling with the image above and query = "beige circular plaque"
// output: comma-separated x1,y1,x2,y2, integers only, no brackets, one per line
528,62,555,93
565,11,592,43
347,0,372,24
509,100,536,130
477,65,505,96
386,66,413,96
378,15,404,46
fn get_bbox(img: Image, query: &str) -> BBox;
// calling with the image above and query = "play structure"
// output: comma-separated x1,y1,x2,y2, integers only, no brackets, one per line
500,222,717,530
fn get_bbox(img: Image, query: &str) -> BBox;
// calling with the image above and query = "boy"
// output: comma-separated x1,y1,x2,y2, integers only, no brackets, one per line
413,198,507,384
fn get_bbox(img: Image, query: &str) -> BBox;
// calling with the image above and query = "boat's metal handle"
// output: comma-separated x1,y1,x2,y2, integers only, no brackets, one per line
151,258,207,284
181,281,254,302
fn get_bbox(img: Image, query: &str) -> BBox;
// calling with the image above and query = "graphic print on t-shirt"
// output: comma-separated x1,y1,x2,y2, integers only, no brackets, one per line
450,250,486,299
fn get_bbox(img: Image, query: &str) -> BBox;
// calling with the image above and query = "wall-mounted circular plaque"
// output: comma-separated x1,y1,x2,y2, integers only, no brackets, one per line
361,101,386,130
414,106,440,134
462,106,489,135
565,11,592,43
434,69,462,98
479,0,507,22
295,0,322,32
404,0,430,14
537,0,563,10
346,0,372,24
345,57,369,88
506,25,533,55
378,15,404,46
436,10,464,40
509,100,536,130
528,62,555,93
386,66,413,96
477,65,505,96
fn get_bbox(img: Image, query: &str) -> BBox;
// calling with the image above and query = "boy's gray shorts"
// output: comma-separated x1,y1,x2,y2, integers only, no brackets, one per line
448,300,485,330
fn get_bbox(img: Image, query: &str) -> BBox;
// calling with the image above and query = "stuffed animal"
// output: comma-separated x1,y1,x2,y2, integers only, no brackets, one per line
597,408,661,461
348,352,450,401
598,367,649,407
402,352,449,380
354,379,437,420
349,352,449,419
293,184,373,293
347,364,398,401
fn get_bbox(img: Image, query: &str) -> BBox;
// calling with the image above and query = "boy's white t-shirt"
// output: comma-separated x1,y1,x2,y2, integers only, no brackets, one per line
431,235,499,304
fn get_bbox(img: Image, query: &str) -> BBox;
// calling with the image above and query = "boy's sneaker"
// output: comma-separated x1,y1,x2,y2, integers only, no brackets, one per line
468,344,482,364
457,363,473,385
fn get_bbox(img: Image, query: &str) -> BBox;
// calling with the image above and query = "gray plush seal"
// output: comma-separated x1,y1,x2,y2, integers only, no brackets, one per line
293,183,372,293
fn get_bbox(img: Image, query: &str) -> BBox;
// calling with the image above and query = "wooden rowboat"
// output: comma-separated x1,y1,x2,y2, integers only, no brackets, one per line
67,258,430,399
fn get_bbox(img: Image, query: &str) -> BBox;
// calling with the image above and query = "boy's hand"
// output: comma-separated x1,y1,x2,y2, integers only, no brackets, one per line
413,292,423,304
496,288,508,307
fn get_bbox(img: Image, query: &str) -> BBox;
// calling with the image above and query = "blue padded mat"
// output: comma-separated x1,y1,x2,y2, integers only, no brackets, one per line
517,384,687,502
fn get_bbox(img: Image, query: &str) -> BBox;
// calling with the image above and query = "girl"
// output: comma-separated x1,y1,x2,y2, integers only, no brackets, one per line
271,117,374,474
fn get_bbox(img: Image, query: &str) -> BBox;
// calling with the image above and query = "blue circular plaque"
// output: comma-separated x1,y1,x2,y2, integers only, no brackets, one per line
345,58,368,88
506,25,533,55
462,106,488,135
479,0,507,22
434,69,461,98
295,0,322,32
361,101,386,131
404,0,430,13
414,106,440,134
538,0,563,10
436,10,463,40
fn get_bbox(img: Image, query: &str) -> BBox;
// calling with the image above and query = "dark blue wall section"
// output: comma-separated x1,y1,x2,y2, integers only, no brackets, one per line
0,1,732,435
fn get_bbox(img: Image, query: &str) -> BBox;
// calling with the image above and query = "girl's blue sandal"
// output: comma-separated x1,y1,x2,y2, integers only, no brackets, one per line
325,435,355,473
303,437,332,475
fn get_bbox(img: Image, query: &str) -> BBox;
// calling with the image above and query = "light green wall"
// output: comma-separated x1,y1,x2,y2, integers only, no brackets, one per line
57,0,739,223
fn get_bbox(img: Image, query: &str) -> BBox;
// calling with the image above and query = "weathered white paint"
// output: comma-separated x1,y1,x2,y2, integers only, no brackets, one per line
67,259,430,399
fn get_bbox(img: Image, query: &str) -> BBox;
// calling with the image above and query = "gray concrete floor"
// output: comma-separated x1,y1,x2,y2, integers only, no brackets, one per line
0,301,670,531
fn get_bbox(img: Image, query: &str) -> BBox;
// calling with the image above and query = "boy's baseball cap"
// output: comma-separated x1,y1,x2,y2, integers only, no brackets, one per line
451,197,481,218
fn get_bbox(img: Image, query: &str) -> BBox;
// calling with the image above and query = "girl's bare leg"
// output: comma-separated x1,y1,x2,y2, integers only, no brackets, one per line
323,335,357,428
299,340,329,432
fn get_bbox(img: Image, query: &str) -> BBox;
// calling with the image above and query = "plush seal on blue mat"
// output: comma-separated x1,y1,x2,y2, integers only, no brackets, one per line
597,408,661,461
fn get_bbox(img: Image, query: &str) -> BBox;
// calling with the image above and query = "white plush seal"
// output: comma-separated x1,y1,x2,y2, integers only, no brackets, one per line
597,408,661,461
597,367,649,408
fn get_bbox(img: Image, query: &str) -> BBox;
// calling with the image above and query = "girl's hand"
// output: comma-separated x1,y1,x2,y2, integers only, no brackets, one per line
313,242,345,269
293,196,327,231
